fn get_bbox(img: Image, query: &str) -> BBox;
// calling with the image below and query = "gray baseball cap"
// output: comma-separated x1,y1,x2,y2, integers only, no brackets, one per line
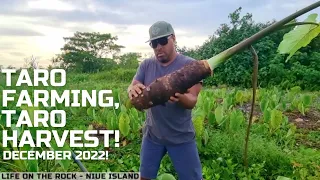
146,21,175,42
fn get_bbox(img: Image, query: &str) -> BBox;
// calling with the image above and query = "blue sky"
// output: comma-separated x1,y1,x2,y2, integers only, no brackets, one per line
0,0,319,68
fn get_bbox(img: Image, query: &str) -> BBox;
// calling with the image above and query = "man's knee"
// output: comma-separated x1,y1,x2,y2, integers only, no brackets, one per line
167,141,203,179
140,137,166,179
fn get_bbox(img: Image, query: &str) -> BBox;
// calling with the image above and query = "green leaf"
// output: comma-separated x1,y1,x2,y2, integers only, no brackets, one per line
260,98,269,112
229,110,244,131
278,13,320,62
270,109,283,131
193,112,205,139
214,106,224,125
235,91,244,105
263,108,271,123
276,176,292,180
208,111,215,125
298,103,305,116
157,173,176,180
87,107,94,117
302,94,312,106
203,129,209,145
119,112,130,137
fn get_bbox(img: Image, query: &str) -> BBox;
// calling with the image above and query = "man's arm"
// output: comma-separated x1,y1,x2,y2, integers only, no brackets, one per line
169,82,203,109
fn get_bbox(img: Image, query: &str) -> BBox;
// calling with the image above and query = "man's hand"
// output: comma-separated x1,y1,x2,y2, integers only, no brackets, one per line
168,86,200,109
128,83,146,99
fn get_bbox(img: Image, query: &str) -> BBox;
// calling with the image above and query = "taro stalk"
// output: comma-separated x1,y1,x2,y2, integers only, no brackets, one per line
298,94,312,116
130,1,320,176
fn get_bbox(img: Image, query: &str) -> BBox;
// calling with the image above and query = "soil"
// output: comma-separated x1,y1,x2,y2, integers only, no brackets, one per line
237,103,262,118
236,102,320,131
236,103,320,149
295,135,320,149
284,108,320,149
284,108,320,131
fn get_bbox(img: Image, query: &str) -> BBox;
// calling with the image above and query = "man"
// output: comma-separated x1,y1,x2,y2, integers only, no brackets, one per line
127,21,203,180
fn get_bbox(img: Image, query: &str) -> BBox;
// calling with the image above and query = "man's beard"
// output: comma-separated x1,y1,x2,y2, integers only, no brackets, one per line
157,57,170,63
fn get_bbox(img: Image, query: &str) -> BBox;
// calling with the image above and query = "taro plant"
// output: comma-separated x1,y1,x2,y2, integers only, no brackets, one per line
228,109,245,132
298,94,313,116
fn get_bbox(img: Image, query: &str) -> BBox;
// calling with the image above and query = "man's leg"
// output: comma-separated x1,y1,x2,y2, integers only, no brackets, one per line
166,140,203,180
140,136,167,180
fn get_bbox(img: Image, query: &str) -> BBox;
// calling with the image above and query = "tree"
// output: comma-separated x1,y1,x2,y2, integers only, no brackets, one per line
55,32,124,73
117,52,140,69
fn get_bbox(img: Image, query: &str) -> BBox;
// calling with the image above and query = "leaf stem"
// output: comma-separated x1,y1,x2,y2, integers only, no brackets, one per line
281,22,319,29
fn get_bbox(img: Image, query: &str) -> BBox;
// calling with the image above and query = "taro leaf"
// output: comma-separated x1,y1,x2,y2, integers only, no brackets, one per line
129,109,140,132
286,124,296,138
87,107,94,117
276,176,292,180
203,129,209,145
208,111,215,125
157,173,176,180
270,109,283,130
214,106,224,125
291,86,301,93
193,112,205,139
226,95,233,108
235,91,243,105
278,13,320,62
203,100,209,114
229,110,244,131
260,98,269,112
302,94,312,106
121,104,127,113
298,103,305,116
119,112,130,137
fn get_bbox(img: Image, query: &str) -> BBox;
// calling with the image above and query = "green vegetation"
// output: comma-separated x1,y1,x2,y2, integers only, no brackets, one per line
0,6,319,180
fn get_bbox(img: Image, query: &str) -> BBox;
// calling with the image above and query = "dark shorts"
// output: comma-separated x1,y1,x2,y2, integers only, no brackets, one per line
139,136,203,180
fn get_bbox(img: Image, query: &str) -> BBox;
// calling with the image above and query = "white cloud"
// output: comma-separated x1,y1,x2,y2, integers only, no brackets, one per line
27,0,75,11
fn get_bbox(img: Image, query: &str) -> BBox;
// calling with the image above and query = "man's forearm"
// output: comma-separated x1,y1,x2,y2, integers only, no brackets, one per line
177,93,197,109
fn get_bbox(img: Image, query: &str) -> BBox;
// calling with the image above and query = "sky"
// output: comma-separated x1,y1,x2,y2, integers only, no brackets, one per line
0,0,319,68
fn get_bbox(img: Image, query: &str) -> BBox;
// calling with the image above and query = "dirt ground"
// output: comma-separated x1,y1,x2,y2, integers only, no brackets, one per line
284,108,320,149
284,108,320,131
238,102,320,149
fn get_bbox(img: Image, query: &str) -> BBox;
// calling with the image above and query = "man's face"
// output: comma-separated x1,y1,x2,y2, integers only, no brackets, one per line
150,35,175,63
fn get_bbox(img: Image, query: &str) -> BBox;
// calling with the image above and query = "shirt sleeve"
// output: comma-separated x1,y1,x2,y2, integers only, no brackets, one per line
133,60,146,84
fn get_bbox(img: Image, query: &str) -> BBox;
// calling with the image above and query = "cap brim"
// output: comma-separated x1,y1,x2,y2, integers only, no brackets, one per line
145,33,172,43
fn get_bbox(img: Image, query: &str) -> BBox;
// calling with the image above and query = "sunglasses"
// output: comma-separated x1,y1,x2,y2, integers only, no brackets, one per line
149,35,172,48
